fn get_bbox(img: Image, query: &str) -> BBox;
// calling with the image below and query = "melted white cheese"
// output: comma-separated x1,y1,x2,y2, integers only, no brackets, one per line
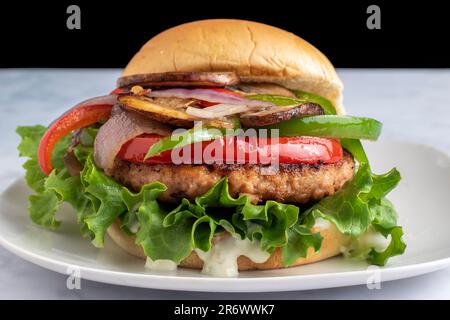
145,257,177,271
195,236,270,277
340,226,390,258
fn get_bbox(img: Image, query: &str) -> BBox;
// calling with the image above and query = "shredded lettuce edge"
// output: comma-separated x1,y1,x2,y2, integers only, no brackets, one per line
16,125,406,266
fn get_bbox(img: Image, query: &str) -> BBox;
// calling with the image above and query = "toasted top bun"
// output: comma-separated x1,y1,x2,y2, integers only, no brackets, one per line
122,19,345,114
107,219,348,270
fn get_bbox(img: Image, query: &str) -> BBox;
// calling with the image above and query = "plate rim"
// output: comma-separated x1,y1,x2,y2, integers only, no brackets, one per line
1,140,450,292
2,232,450,292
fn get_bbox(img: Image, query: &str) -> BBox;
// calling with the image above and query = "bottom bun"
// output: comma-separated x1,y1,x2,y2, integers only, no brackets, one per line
107,219,347,270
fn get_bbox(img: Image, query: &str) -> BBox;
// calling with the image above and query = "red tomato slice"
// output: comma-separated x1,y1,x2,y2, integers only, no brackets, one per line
117,134,343,165
116,134,174,164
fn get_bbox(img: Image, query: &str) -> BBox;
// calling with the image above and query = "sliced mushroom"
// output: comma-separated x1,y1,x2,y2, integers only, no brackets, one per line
151,97,197,110
118,95,197,127
240,102,324,127
117,72,240,89
118,95,236,129
231,83,297,98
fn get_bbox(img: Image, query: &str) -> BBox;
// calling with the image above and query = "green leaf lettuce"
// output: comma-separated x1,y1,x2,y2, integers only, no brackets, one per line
17,124,405,267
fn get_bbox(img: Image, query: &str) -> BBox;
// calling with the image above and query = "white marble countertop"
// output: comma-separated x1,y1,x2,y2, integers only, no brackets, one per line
0,69,449,299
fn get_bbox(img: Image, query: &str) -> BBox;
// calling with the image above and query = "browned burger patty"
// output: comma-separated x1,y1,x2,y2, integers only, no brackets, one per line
106,152,355,204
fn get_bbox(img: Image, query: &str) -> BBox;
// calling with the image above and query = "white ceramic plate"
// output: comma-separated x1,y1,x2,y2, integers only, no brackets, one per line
1,141,450,292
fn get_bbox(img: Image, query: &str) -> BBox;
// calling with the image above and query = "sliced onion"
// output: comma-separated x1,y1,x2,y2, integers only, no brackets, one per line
146,88,274,108
94,106,172,171
186,104,252,119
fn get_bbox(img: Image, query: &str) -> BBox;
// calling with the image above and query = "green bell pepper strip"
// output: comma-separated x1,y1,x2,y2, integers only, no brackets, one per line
292,90,337,115
145,126,233,159
145,118,380,159
247,91,337,115
288,91,371,165
340,138,370,167
145,91,381,157
262,115,382,141
246,94,307,106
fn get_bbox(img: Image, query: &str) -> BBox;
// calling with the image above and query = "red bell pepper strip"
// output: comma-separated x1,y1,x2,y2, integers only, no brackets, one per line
110,88,126,95
38,97,116,175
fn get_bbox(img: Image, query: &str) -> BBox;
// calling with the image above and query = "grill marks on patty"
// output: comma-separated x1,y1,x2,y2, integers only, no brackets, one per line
105,152,355,204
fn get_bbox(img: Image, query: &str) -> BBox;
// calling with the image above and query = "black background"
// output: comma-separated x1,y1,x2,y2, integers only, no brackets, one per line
1,0,449,68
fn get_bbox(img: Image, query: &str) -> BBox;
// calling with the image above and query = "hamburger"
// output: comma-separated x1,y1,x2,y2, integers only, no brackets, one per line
17,19,405,277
